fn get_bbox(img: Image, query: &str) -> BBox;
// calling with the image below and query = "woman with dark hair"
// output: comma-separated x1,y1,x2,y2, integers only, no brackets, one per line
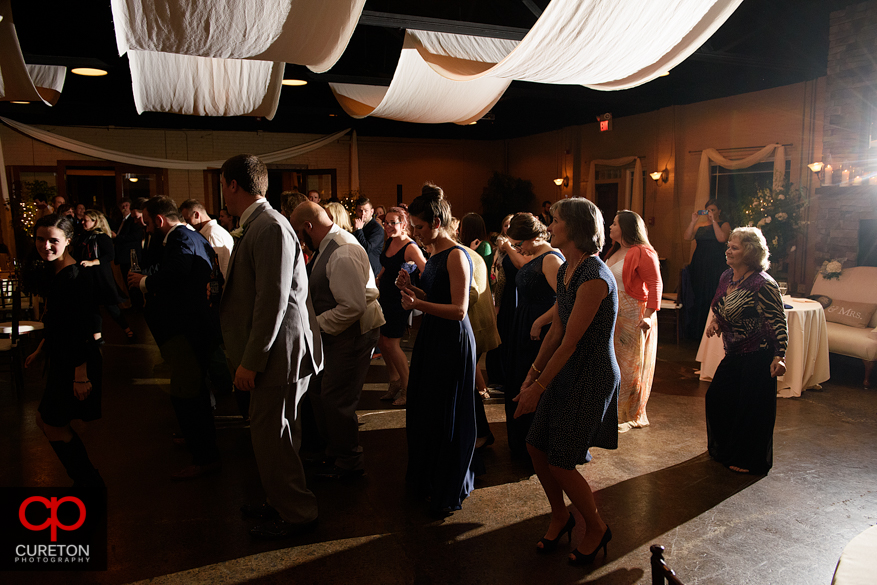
395,183,476,516
705,227,787,475
218,206,239,231
460,212,492,272
504,213,563,456
684,198,731,338
514,198,619,565
25,214,104,487
76,209,134,341
603,210,662,432
376,206,426,405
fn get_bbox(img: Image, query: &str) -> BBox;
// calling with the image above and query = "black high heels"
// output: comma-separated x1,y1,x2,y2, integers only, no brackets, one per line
568,526,612,566
536,513,575,553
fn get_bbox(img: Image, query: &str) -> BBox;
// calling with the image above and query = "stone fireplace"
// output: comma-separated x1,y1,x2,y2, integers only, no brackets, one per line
805,2,877,287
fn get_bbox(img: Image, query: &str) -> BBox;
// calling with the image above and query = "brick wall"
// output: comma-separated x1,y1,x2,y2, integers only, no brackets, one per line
811,185,877,269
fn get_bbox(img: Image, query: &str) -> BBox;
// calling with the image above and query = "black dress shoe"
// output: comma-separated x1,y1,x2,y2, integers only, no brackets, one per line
249,518,318,540
240,502,280,520
313,465,365,481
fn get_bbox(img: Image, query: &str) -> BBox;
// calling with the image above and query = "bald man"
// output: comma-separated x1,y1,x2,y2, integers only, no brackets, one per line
291,203,384,480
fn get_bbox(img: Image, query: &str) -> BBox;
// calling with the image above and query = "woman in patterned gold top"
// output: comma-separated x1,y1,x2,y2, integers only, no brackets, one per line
705,227,787,475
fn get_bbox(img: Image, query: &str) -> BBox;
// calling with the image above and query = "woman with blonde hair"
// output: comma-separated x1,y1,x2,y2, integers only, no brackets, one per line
75,209,134,341
705,227,786,475
324,202,354,232
376,206,426,405
603,210,662,432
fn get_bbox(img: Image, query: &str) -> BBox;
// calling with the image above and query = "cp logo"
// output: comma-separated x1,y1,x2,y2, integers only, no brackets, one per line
19,496,86,542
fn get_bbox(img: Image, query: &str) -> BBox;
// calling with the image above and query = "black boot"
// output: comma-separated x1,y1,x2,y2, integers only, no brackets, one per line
49,431,105,488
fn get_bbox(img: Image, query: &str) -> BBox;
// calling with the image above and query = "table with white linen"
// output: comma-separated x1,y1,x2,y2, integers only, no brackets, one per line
695,296,830,398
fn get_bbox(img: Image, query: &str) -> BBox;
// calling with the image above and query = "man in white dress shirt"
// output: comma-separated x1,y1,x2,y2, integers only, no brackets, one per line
179,199,234,279
291,202,385,480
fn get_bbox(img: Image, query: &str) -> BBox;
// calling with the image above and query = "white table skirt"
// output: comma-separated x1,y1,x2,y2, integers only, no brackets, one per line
695,296,831,398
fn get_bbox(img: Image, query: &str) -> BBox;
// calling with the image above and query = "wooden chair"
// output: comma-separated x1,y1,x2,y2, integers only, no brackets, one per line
650,545,685,585
659,293,682,344
0,277,25,398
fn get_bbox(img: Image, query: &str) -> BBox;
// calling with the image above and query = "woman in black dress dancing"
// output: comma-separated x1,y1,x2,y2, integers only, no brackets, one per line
376,206,426,405
515,198,619,565
26,214,104,487
76,209,135,341
396,184,476,516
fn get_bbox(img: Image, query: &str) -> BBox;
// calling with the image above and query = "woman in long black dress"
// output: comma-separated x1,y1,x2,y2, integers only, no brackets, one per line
376,206,426,405
76,209,134,341
396,184,476,516
683,198,731,338
515,198,619,566
26,214,104,487
504,213,563,457
705,227,787,475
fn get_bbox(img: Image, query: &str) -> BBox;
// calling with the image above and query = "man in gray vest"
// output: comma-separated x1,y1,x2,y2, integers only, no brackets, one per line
291,202,385,480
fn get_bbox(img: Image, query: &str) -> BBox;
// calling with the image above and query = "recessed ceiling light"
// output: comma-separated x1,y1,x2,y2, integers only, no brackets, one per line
282,79,307,86
71,68,108,77
11,101,30,104
659,71,670,77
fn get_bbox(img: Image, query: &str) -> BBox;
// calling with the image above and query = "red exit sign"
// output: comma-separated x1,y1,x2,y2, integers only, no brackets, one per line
597,113,612,131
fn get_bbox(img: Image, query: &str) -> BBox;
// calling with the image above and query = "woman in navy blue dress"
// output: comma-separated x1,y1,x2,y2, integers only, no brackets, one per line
396,184,476,516
504,213,563,457
515,199,619,566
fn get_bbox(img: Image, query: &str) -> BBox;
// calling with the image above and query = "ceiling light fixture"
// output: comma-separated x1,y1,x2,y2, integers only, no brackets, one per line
128,177,139,183
659,71,670,77
281,79,307,86
71,67,108,77
10,101,30,104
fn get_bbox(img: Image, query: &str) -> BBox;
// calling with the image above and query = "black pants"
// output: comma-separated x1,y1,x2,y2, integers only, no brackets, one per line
160,335,220,466
705,348,777,474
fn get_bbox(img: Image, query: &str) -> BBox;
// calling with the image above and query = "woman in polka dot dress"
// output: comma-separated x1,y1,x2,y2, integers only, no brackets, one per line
514,198,620,566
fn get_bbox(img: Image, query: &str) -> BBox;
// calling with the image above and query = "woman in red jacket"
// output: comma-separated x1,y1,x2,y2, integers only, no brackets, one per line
603,211,663,432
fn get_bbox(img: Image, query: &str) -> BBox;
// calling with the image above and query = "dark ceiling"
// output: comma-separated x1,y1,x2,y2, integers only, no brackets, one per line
0,0,846,141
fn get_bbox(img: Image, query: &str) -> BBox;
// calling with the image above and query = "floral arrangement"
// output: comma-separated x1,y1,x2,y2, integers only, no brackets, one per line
733,180,806,262
819,259,844,280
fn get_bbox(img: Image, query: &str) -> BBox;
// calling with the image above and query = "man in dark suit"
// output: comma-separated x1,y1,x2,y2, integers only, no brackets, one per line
219,154,323,540
352,196,385,280
114,197,144,285
127,196,221,480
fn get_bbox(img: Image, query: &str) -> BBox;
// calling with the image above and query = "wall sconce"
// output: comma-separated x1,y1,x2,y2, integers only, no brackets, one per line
808,162,825,182
554,176,569,188
649,169,668,185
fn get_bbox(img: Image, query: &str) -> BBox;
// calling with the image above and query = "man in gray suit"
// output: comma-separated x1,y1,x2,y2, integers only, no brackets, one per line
219,154,323,540
291,202,384,480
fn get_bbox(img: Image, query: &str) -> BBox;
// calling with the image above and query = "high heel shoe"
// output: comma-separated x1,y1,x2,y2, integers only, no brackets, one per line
380,380,401,401
536,513,575,553
568,526,612,565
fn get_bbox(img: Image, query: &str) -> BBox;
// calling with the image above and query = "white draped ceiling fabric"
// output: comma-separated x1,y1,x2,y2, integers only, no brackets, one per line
586,157,643,212
0,117,351,174
331,33,513,125
694,144,787,206
110,0,366,117
0,0,66,106
331,0,743,124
